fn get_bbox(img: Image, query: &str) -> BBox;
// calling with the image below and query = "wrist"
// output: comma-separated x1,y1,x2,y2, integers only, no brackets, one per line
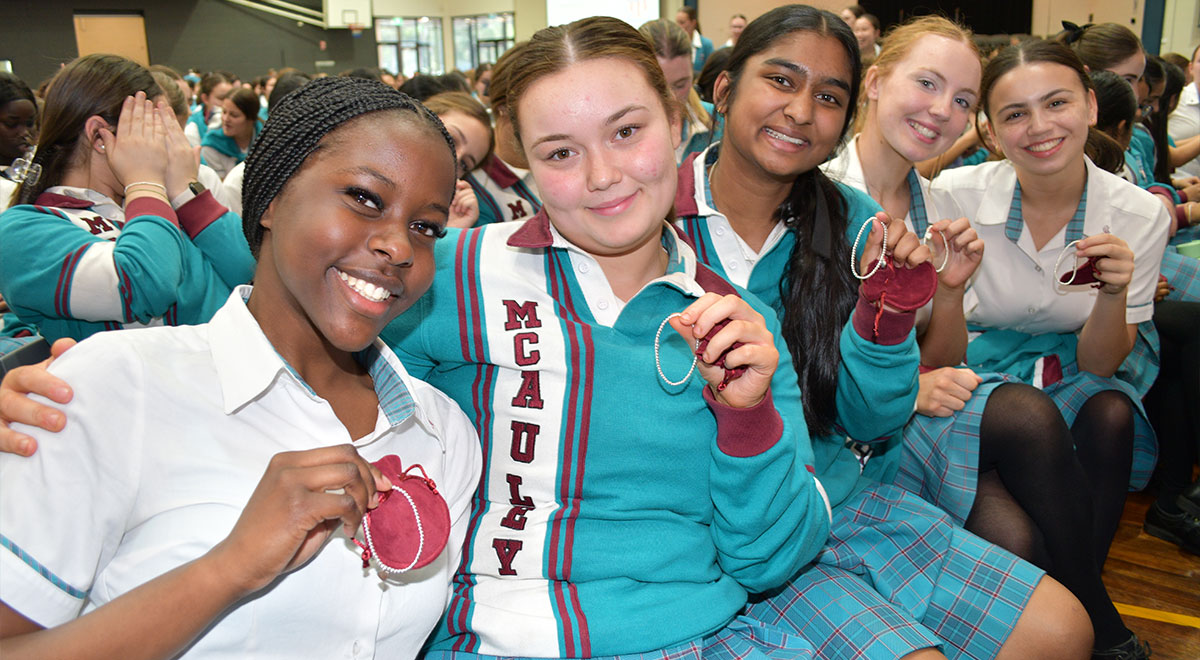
165,179,190,203
202,539,267,599
710,383,765,409
192,546,257,603
932,281,966,300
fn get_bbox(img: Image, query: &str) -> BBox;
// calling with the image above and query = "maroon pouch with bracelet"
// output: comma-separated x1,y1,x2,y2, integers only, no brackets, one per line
1059,256,1103,288
859,258,938,311
354,454,450,574
694,319,746,391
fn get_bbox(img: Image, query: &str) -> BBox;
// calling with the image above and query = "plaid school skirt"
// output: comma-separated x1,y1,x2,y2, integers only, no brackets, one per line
1161,248,1200,302
423,616,816,660
897,369,1158,525
746,483,1043,660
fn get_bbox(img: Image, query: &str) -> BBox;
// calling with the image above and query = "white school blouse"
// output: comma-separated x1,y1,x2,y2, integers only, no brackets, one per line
0,286,482,659
1168,82,1200,178
822,135,939,328
928,158,1169,335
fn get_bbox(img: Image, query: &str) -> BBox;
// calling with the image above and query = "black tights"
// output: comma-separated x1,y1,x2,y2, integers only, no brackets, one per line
1144,300,1200,511
965,383,1133,649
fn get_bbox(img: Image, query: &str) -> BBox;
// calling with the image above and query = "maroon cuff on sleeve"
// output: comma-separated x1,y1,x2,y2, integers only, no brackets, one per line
1148,184,1174,200
177,190,228,239
126,197,178,228
703,386,783,458
852,295,916,346
1176,204,1190,232
1179,189,1189,203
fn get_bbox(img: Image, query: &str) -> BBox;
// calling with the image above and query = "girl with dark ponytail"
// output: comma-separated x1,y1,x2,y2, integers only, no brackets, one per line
675,5,1091,659
0,54,254,343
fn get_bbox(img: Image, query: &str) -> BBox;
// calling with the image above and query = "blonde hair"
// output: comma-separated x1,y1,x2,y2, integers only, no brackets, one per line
639,19,711,131
855,15,979,133
423,90,495,165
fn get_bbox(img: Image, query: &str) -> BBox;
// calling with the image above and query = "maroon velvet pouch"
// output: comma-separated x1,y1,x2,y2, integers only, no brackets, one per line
694,319,747,391
355,454,450,574
1059,256,1103,288
859,259,938,311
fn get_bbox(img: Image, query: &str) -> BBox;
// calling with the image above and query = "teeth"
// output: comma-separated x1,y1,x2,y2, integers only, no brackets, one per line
1027,139,1062,153
337,270,391,303
765,127,805,146
909,121,937,139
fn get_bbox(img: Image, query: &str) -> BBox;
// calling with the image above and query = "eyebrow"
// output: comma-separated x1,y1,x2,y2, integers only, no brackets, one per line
529,104,647,149
449,125,466,147
763,57,851,92
339,166,396,189
995,87,1072,115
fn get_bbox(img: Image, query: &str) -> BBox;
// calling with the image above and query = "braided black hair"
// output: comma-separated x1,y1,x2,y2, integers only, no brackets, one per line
241,76,456,255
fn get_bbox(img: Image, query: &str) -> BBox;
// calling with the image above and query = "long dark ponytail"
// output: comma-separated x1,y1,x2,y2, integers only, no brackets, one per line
718,5,862,436
1150,57,1184,183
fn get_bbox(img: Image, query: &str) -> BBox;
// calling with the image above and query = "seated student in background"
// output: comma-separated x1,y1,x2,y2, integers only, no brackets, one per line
148,71,235,211
219,72,311,217
675,6,714,74
0,72,36,182
0,72,36,214
0,76,482,659
0,54,254,344
184,72,231,147
200,87,260,180
462,43,542,226
639,19,722,162
421,91,492,228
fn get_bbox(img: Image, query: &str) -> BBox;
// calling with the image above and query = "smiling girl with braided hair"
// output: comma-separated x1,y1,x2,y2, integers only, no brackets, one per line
0,76,482,659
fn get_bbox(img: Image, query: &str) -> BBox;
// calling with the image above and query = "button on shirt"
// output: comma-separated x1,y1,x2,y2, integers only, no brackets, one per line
0,286,481,658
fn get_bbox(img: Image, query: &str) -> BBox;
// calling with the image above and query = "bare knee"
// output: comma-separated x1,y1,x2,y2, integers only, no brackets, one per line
996,576,1093,660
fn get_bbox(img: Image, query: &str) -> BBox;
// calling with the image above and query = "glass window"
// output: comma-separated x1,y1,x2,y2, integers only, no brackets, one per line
451,13,515,72
374,16,444,75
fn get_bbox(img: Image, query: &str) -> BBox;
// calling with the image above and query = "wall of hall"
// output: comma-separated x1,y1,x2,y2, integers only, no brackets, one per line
694,0,842,51
1162,0,1200,56
1,0,377,87
1029,0,1141,39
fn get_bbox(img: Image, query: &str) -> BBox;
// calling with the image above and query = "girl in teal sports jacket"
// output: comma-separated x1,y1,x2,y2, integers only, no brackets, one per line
0,54,254,344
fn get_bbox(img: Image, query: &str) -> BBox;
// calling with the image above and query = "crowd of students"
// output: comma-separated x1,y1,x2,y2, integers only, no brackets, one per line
0,5,1196,660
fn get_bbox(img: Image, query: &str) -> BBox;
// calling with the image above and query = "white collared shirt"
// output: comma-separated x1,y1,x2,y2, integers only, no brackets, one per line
823,134,939,329
1169,82,1200,177
542,219,706,327
929,158,1169,334
0,286,481,659
684,144,788,290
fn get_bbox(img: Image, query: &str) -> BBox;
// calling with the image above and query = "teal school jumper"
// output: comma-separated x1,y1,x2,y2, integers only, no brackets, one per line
0,191,254,342
382,215,830,657
673,149,919,508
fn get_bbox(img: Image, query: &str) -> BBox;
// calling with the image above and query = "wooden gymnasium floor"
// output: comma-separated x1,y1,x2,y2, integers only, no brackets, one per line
1102,491,1200,659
